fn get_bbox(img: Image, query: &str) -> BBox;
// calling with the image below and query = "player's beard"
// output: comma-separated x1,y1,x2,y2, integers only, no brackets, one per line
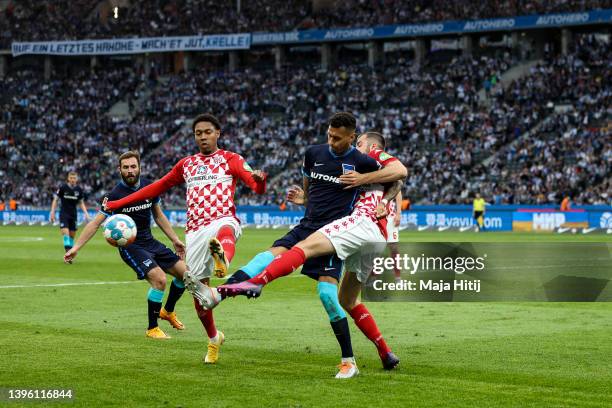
121,171,140,187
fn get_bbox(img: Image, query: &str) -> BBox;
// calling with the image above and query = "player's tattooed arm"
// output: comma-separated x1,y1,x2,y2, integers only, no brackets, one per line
383,180,403,202
152,204,186,259
376,180,404,219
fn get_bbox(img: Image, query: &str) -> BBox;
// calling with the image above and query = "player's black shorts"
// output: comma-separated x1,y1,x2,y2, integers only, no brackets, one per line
59,213,77,231
273,223,343,282
118,238,180,280
473,211,484,220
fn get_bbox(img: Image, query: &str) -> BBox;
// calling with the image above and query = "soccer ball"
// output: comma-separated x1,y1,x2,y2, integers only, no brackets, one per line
103,214,137,247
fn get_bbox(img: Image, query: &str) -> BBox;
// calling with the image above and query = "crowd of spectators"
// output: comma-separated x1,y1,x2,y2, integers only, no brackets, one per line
461,35,611,205
0,0,310,48
403,35,611,205
1,0,609,48
1,36,609,209
0,67,158,207
486,107,611,205
303,0,611,30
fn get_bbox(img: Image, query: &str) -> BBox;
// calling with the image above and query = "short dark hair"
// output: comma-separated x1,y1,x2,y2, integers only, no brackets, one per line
192,113,221,132
329,112,356,131
118,150,140,166
362,131,386,149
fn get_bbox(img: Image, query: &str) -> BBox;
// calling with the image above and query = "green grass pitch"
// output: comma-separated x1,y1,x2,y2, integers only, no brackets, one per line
0,226,611,407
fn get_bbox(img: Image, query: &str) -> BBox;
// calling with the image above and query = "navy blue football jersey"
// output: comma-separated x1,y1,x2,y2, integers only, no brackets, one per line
100,178,160,243
55,183,85,218
301,144,380,228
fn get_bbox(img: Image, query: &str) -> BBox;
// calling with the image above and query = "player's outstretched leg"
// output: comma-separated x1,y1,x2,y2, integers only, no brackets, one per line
209,225,236,278
224,250,276,284
184,270,221,309
160,278,186,330
193,299,224,364
218,247,306,298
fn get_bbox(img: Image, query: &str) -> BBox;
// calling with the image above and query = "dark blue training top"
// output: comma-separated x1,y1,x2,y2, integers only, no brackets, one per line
301,144,380,229
100,178,160,243
55,183,85,219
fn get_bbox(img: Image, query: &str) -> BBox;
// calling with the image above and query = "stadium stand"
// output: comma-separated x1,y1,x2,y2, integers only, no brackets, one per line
304,0,612,30
1,0,610,47
0,2,610,208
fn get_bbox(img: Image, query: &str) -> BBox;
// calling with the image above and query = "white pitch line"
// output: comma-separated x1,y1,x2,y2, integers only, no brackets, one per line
0,237,44,242
0,281,139,289
0,274,308,289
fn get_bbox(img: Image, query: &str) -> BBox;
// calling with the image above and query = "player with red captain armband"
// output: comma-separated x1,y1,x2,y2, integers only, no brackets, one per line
105,113,266,364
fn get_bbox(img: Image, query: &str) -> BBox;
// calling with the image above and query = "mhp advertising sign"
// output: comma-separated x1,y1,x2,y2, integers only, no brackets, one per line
513,210,589,232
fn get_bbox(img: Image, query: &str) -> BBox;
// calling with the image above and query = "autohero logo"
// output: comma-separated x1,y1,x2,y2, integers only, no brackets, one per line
372,253,486,275
122,201,153,213
311,172,340,183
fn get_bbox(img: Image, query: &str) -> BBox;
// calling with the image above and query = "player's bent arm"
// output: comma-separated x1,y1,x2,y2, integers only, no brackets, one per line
359,160,407,185
230,155,267,194
383,180,404,202
395,191,402,212
152,204,180,243
72,213,107,251
376,181,404,219
339,160,407,188
287,178,309,206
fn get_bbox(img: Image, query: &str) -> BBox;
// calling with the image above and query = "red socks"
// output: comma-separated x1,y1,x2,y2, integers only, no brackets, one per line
216,225,236,263
194,298,217,339
349,303,391,359
248,247,306,286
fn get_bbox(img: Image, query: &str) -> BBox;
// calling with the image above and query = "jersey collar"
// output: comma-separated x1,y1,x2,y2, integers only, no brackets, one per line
328,146,354,158
198,148,221,157
120,179,141,191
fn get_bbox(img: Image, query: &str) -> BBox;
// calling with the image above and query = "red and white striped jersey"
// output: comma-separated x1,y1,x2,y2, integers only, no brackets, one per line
105,149,266,233
175,150,265,232
352,149,398,218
